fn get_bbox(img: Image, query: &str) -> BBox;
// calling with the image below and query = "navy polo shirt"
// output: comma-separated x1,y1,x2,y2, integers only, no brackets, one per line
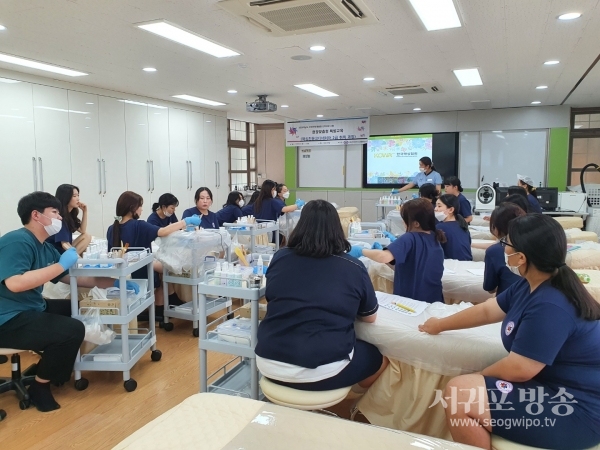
241,203,255,216
147,211,178,228
497,279,600,432
45,219,73,254
253,198,285,222
412,170,443,187
181,207,218,229
437,221,472,261
255,248,378,368
458,193,472,218
386,231,444,303
216,205,244,226
483,242,520,294
527,193,543,213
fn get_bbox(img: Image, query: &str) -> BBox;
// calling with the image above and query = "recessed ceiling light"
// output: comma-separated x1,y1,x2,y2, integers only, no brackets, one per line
143,67,157,72
0,52,87,77
394,95,403,99
0,25,6,31
453,68,483,86
85,102,94,105
0,77,20,83
363,77,375,81
137,21,240,58
413,108,422,111
281,104,289,108
227,89,237,94
206,120,211,123
172,94,226,106
294,84,338,97
544,60,560,65
492,130,502,133
558,12,581,20
408,0,461,31
317,114,324,118
536,85,548,90
310,45,325,51
531,101,541,104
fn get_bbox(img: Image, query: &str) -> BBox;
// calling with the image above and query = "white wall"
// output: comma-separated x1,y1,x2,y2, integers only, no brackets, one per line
256,126,285,184
0,69,229,237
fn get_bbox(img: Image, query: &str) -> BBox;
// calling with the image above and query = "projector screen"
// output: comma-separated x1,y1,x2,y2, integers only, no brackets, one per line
364,134,433,187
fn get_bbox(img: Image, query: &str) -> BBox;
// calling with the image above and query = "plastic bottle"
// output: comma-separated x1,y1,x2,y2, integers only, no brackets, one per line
220,263,228,286
234,267,242,287
214,262,222,286
257,255,264,276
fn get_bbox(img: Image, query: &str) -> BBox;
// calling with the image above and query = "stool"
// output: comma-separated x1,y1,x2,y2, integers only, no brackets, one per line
0,349,36,410
259,377,351,412
492,435,600,450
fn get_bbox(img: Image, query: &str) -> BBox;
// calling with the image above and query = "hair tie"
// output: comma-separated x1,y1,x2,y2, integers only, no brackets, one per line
557,262,566,268
114,216,122,221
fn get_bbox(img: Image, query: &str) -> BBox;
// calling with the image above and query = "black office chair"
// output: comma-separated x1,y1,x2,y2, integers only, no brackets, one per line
0,349,37,410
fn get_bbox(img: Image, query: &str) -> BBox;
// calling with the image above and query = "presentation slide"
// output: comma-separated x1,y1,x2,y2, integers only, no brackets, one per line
365,134,433,185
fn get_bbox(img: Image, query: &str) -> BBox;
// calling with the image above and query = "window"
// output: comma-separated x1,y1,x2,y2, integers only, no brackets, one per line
569,109,600,186
228,120,257,191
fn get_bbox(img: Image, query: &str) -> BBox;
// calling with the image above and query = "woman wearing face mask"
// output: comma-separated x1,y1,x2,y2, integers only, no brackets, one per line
147,193,179,227
250,180,303,220
397,157,443,193
444,176,473,223
181,187,218,229
216,191,245,226
434,194,472,261
107,191,200,321
483,203,527,295
276,183,290,204
419,214,600,450
46,184,92,255
349,198,445,303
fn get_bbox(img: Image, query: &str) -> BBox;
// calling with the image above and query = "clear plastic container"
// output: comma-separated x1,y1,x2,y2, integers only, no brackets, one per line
215,318,252,345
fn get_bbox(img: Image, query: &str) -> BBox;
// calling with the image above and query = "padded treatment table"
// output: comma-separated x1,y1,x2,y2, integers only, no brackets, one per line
554,216,584,230
355,292,507,440
566,242,600,270
574,269,600,304
564,228,598,244
469,225,495,241
113,393,481,450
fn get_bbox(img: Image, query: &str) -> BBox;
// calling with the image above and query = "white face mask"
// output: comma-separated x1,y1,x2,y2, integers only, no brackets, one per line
163,208,173,218
419,168,425,173
238,200,245,207
504,253,522,276
272,191,277,198
282,192,290,199
434,211,447,222
38,214,62,236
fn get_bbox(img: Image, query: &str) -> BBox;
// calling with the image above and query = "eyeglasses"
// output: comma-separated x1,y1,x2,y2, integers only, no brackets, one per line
499,237,516,250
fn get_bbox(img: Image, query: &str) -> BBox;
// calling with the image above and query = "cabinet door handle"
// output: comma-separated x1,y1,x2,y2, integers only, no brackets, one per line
97,159,102,194
189,161,193,188
218,161,221,188
147,160,151,192
102,159,106,195
215,161,218,188
38,157,44,191
151,160,155,192
32,157,38,191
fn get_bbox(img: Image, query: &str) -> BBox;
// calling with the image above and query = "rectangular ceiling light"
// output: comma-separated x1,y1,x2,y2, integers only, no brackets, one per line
137,21,240,58
453,68,483,86
0,53,87,76
408,0,461,31
294,84,339,97
172,95,226,106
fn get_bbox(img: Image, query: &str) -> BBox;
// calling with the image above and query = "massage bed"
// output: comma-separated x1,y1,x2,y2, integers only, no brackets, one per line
113,392,480,450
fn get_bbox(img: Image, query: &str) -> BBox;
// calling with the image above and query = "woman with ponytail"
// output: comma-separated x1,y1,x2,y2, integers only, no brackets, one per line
351,198,445,303
434,194,472,261
420,214,600,450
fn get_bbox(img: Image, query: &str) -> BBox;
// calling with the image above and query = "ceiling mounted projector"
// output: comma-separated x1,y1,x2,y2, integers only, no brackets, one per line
475,184,496,212
246,95,277,113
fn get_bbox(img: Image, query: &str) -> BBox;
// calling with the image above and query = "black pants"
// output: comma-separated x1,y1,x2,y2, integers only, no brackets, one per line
0,300,84,384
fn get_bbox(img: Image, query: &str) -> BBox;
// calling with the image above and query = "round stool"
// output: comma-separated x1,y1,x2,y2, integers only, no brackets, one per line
259,377,351,410
492,435,600,450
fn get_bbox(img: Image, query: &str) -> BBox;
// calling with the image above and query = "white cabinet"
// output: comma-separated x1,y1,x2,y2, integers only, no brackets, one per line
203,114,218,206
215,116,230,205
187,111,205,204
0,81,37,234
168,108,191,210
125,103,151,213
148,106,171,205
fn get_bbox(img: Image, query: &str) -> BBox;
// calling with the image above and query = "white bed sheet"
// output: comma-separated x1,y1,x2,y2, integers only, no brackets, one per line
443,260,492,304
355,292,507,377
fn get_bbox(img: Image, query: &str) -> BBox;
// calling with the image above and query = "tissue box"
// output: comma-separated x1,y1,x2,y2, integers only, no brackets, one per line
238,302,267,320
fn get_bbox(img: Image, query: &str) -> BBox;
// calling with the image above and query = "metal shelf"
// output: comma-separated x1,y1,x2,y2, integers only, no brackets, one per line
208,359,263,400
76,331,155,371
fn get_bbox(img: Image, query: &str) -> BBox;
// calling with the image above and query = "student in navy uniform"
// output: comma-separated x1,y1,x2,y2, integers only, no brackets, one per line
107,191,200,321
147,193,179,227
517,174,543,213
435,194,472,261
444,176,473,223
181,187,218,229
0,192,118,412
241,190,259,216
397,157,443,193
483,203,526,295
46,184,91,255
352,198,445,303
216,191,244,226
276,183,290,204
419,183,439,207
500,194,531,214
420,214,600,450
251,180,303,221
256,200,388,392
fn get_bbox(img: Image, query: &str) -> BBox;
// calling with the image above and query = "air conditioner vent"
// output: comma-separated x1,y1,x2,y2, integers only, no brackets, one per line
378,83,442,96
258,3,345,31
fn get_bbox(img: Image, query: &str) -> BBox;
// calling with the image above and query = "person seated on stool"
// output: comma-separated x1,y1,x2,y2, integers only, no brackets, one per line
216,191,245,226
517,174,543,214
0,192,121,412
420,214,600,450
255,200,388,393
147,193,179,228
435,194,472,261
46,184,92,256
444,176,473,223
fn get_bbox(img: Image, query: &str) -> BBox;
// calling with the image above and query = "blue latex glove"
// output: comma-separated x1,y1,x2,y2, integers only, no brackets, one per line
184,215,201,226
348,246,364,258
391,189,399,194
114,280,140,295
295,199,305,208
383,231,397,242
411,193,419,199
58,247,79,270
371,242,383,250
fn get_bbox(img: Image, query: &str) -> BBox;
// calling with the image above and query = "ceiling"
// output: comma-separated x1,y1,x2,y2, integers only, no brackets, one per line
0,0,599,124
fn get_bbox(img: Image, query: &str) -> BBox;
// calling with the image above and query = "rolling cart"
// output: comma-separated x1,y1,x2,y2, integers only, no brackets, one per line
223,220,279,254
69,249,161,392
198,270,265,400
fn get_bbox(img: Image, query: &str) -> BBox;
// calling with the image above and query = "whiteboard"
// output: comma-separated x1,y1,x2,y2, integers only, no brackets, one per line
479,130,547,187
345,144,363,188
458,132,481,189
298,145,345,187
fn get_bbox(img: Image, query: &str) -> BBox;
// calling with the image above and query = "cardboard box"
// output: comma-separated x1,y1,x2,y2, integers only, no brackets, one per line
238,302,267,320
80,298,123,315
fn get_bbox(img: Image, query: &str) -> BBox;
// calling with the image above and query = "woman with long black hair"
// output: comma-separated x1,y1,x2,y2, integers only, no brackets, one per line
47,184,91,255
216,191,245,226
434,194,472,261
